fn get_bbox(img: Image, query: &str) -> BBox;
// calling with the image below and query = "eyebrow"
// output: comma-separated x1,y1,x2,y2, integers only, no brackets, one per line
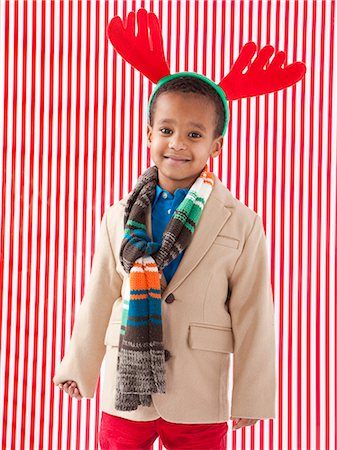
157,118,206,132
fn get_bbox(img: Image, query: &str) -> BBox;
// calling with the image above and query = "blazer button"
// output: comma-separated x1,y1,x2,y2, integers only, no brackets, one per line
164,349,171,361
165,293,175,303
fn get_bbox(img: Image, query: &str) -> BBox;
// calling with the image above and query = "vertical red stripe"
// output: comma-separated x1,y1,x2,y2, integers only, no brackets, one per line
176,1,181,72
209,0,217,174
229,7,236,450
298,1,308,449
193,0,198,72
219,2,226,183
307,2,317,449
185,0,190,70
45,0,62,448
202,1,207,76
283,3,292,450
316,2,326,450
21,1,37,449
12,0,28,449
326,6,336,450
228,1,235,198
1,2,16,449
167,0,172,70
211,1,216,82
273,4,283,345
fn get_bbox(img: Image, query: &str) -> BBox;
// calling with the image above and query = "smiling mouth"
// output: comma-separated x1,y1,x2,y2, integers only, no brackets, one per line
164,156,190,162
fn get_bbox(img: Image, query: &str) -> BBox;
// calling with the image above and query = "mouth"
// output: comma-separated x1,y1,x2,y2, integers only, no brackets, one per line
164,156,191,163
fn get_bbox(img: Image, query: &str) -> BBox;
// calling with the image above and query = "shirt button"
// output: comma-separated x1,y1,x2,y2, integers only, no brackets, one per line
168,209,171,214
162,192,168,199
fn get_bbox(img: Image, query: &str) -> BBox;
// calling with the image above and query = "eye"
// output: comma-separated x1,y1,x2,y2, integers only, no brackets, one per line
159,128,172,135
189,132,202,138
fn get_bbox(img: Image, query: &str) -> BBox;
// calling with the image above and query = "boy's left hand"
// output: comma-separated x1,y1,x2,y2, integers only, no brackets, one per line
230,416,259,430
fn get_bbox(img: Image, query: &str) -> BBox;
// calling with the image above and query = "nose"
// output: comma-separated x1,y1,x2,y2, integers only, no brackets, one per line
169,132,187,150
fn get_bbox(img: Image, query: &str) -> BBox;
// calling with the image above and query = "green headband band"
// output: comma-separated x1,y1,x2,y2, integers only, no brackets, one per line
148,72,230,136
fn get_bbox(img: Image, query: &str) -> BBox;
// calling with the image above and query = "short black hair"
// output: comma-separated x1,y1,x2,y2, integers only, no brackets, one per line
148,76,225,139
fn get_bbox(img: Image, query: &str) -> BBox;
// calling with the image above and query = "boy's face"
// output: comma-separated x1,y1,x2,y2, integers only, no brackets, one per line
147,91,223,194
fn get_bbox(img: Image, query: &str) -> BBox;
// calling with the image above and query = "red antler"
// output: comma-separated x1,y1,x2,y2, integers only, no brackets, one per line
219,41,306,100
106,8,171,84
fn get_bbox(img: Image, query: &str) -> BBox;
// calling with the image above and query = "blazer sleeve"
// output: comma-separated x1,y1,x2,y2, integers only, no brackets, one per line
52,207,123,398
228,213,277,419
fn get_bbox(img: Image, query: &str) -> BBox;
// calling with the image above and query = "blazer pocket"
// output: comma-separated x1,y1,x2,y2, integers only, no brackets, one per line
104,321,122,347
188,322,234,353
213,234,240,249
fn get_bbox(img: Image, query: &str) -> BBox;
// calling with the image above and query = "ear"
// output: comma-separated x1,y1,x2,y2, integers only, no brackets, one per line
211,135,223,158
147,123,153,147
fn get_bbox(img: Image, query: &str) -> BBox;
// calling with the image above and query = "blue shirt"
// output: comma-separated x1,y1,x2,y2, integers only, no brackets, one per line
151,184,189,284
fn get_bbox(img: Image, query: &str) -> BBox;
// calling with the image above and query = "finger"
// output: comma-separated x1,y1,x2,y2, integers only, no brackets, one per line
74,388,82,399
234,419,254,429
73,389,81,399
233,419,243,429
241,420,251,426
70,385,78,396
65,384,73,394
66,381,74,391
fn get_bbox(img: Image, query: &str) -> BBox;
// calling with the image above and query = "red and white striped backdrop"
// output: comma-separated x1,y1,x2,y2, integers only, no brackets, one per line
0,1,336,449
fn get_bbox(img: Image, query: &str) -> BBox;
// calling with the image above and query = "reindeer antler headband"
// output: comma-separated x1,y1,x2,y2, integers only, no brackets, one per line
106,8,306,136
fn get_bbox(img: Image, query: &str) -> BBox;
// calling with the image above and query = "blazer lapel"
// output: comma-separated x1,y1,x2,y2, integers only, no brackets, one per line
144,173,235,299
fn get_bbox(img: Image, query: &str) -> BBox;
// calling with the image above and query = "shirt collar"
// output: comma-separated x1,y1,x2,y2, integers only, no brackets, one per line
152,183,190,209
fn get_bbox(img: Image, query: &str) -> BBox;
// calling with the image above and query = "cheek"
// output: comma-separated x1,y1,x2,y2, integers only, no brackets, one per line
149,144,164,160
152,136,166,149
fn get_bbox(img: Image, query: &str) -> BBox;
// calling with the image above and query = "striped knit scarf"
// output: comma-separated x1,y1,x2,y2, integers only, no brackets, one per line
115,163,214,411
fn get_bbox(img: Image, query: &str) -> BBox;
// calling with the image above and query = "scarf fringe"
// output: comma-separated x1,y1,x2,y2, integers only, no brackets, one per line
115,341,166,411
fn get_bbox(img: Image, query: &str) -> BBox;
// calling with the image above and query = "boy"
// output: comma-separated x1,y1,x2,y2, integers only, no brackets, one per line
54,75,276,449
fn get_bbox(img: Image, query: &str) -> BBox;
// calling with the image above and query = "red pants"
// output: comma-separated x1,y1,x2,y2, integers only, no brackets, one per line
99,412,228,450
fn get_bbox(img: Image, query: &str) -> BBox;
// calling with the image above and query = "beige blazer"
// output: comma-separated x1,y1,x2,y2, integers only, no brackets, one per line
53,173,277,424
